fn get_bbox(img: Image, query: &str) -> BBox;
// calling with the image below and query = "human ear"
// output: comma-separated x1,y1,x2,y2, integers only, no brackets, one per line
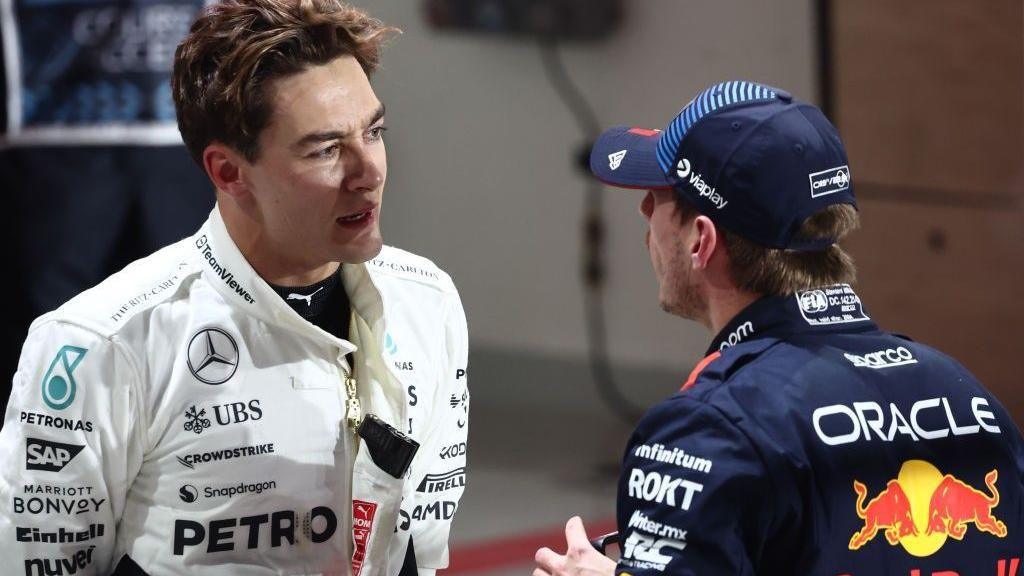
691,215,719,270
203,143,249,199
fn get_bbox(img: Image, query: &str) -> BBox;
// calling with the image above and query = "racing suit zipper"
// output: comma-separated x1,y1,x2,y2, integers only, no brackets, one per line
343,364,362,430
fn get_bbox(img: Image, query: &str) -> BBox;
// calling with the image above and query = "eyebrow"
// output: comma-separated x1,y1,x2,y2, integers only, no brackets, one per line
292,104,386,150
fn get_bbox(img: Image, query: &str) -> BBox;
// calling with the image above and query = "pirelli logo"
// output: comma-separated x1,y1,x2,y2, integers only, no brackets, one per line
417,467,466,493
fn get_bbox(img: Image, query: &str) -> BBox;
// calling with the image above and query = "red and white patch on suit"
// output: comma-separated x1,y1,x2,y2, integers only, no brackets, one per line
351,499,378,576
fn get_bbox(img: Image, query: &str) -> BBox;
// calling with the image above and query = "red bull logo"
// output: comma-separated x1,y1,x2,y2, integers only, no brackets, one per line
849,460,1007,556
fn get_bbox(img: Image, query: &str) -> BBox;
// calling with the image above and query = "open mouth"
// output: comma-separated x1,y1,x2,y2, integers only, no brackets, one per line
336,207,375,227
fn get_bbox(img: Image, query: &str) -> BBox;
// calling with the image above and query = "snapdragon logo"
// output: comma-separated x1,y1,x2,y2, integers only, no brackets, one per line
676,158,727,209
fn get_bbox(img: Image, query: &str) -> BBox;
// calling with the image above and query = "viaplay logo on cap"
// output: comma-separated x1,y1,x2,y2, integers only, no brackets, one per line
677,158,728,210
809,165,850,198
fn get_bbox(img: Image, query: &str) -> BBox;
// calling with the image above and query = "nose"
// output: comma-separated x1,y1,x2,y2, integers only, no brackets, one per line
343,146,384,193
639,190,654,220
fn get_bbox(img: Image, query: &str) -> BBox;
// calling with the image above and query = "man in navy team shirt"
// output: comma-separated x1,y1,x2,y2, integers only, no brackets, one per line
533,80,1024,576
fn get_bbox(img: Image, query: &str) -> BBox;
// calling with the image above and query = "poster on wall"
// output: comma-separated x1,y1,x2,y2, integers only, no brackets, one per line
0,0,209,146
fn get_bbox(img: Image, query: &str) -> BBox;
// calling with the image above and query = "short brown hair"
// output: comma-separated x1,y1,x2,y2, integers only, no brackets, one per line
172,0,398,165
675,197,860,296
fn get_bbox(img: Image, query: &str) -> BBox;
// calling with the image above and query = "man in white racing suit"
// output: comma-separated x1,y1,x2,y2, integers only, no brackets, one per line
0,1,469,575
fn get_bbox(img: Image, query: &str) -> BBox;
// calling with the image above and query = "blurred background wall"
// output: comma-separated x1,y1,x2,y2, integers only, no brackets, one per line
369,0,820,416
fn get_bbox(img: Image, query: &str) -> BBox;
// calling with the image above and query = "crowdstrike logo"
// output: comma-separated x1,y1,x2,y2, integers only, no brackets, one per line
809,165,851,198
176,443,275,470
608,150,627,170
676,158,727,209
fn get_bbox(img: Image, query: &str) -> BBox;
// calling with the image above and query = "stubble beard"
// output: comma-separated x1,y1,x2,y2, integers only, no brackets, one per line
658,236,707,322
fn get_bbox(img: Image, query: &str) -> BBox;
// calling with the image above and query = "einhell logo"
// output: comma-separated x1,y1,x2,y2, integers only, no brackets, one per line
849,460,1007,557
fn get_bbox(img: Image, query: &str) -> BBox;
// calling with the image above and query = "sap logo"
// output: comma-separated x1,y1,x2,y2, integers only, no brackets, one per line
24,546,96,576
718,321,754,350
608,150,627,170
677,158,727,210
844,347,917,370
809,165,851,198
26,438,85,472
812,396,1002,446
627,469,703,511
621,531,687,571
439,442,466,459
173,506,337,555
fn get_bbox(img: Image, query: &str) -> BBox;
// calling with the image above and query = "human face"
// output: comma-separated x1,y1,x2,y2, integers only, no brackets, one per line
244,55,387,268
639,189,706,320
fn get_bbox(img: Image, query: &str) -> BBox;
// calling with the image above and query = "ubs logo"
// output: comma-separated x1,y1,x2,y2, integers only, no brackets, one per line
187,328,239,385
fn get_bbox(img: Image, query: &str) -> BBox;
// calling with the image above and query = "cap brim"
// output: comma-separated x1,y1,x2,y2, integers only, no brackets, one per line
589,126,672,190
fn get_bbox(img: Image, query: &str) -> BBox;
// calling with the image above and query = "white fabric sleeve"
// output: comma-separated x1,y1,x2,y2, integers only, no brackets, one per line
409,291,469,572
0,320,146,575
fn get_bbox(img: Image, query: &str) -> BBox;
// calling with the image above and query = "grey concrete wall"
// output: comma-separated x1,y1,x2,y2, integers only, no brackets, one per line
370,0,817,374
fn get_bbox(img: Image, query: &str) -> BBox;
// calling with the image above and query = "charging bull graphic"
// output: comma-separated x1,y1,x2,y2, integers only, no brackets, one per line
926,469,1007,540
849,460,1007,557
849,479,917,549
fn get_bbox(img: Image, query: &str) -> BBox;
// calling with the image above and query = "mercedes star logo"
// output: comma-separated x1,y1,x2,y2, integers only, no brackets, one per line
187,328,239,385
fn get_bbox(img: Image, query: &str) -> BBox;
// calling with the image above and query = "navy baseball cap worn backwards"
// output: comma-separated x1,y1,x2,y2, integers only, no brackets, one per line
590,80,855,251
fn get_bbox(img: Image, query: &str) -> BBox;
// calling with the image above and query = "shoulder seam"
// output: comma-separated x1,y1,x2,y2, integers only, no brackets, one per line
668,394,784,527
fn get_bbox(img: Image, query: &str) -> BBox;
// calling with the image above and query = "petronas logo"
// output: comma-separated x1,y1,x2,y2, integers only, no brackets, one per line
41,346,88,411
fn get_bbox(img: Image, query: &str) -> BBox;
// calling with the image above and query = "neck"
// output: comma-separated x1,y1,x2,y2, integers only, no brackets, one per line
218,202,339,287
705,286,761,336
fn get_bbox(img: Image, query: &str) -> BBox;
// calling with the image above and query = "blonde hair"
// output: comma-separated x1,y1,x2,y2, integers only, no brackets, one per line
676,199,860,296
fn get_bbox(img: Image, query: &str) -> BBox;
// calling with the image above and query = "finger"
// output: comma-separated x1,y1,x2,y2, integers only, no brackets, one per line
533,569,551,576
565,515,590,546
534,547,563,570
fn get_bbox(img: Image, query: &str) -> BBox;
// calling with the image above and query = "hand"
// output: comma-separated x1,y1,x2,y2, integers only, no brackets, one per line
534,516,617,576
